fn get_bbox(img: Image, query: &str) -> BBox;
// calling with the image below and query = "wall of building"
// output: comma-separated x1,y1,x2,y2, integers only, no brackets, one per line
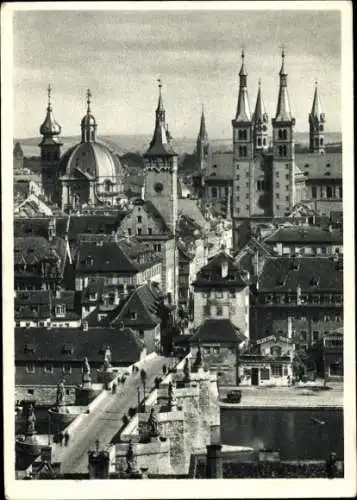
193,287,249,337
251,307,343,348
190,344,239,386
15,385,77,406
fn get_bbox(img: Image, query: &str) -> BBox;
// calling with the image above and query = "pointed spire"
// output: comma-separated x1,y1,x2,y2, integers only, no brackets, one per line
253,79,268,124
234,47,251,122
145,80,177,157
274,48,293,122
39,84,62,136
310,80,324,120
198,104,208,141
239,48,247,76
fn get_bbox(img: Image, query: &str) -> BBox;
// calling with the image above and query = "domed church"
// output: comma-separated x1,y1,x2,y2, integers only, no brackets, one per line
39,87,125,211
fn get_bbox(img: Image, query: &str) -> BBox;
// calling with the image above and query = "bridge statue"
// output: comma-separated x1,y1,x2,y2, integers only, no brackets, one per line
25,404,36,436
84,357,91,375
55,380,66,406
147,406,159,438
126,439,137,474
103,346,112,371
183,358,191,383
194,345,203,370
168,381,177,410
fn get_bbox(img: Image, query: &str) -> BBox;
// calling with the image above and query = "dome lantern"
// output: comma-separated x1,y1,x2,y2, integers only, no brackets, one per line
39,84,62,137
81,89,97,143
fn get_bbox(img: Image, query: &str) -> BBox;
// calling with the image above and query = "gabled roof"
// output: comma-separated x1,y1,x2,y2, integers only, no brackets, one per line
108,284,162,328
258,256,343,292
264,226,343,245
15,326,144,364
295,152,342,180
14,236,67,271
194,251,248,288
190,319,247,344
75,238,161,274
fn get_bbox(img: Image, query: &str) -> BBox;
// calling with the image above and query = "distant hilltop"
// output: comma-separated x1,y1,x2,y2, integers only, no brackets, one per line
15,132,342,158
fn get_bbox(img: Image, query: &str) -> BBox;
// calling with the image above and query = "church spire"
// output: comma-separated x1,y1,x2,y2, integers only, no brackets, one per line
39,84,62,138
309,81,325,153
274,48,293,123
198,104,208,142
81,88,97,143
234,48,251,123
145,80,176,156
253,79,269,152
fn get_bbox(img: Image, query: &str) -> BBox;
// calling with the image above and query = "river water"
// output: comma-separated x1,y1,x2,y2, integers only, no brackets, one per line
220,407,343,460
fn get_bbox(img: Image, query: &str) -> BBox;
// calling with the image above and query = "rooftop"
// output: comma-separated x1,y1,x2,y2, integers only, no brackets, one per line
190,318,247,344
258,256,343,292
264,226,343,244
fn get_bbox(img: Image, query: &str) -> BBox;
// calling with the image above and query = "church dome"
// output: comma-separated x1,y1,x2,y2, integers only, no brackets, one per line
59,141,123,180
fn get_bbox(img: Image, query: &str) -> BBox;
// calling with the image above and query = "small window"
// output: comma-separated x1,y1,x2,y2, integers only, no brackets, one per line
312,331,319,342
26,363,35,374
127,228,132,236
137,228,142,235
211,187,217,198
276,193,280,199
236,175,240,180
55,304,66,317
213,346,220,354
276,205,280,210
216,306,223,316
148,228,152,235
245,193,249,199
62,364,72,374
137,216,142,223
44,364,54,374
27,389,34,395
271,364,283,377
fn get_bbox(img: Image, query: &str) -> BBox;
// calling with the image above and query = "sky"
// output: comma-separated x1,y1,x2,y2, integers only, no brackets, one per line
13,7,341,139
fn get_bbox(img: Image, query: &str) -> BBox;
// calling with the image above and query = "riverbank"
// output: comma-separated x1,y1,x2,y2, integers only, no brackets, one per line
218,382,343,408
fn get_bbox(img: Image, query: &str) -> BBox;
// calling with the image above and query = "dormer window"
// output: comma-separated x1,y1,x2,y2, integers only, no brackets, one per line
55,304,66,318
88,289,97,301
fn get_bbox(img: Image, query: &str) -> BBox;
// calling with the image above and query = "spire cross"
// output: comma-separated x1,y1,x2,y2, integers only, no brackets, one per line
47,84,52,108
241,45,245,60
86,88,92,112
280,44,286,58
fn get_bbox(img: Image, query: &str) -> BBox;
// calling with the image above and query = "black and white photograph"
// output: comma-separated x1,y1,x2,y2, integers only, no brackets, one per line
2,1,355,498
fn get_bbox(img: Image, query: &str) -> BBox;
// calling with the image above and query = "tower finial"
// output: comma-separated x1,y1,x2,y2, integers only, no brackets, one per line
47,84,52,109
157,78,162,93
315,79,318,88
241,46,245,60
86,88,92,113
258,78,262,88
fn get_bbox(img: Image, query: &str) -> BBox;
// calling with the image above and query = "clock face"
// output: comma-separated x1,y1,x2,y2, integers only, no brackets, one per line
154,182,164,193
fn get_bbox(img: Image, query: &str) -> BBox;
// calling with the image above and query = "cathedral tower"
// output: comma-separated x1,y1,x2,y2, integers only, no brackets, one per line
271,49,296,217
252,79,269,154
309,81,325,154
143,80,178,236
232,49,254,218
195,105,211,172
39,85,62,203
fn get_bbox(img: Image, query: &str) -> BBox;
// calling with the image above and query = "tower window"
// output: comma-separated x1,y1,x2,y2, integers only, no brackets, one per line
128,228,132,236
137,216,142,223
311,186,317,198
236,175,240,180
257,180,265,191
257,138,262,147
238,129,248,141
319,124,324,132
263,138,267,146
278,129,288,140
278,145,287,157
238,146,247,157
326,186,333,198
320,138,324,146
211,187,217,198
137,228,142,235
276,193,280,199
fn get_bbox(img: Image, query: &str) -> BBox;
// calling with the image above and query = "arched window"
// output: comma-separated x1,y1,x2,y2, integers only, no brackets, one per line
257,137,262,146
104,180,111,192
319,124,324,132
320,137,324,146
283,129,287,140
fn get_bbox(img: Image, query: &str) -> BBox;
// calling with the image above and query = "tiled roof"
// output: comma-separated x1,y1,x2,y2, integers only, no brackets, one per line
14,217,69,239
178,199,207,230
15,326,144,364
14,290,80,321
14,236,67,274
264,226,343,244
190,319,247,344
295,152,342,180
67,214,127,240
194,252,248,288
258,256,343,292
75,238,161,274
108,284,162,328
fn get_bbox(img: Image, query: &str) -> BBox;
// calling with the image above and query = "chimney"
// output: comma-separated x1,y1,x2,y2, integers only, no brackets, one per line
206,444,223,479
221,260,228,279
82,320,89,332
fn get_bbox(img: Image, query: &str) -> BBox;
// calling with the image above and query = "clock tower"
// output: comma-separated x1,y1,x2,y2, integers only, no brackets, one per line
143,81,178,236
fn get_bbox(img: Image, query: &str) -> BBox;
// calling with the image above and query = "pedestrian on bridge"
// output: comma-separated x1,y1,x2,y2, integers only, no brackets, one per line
64,431,69,447
112,382,117,394
58,432,64,446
